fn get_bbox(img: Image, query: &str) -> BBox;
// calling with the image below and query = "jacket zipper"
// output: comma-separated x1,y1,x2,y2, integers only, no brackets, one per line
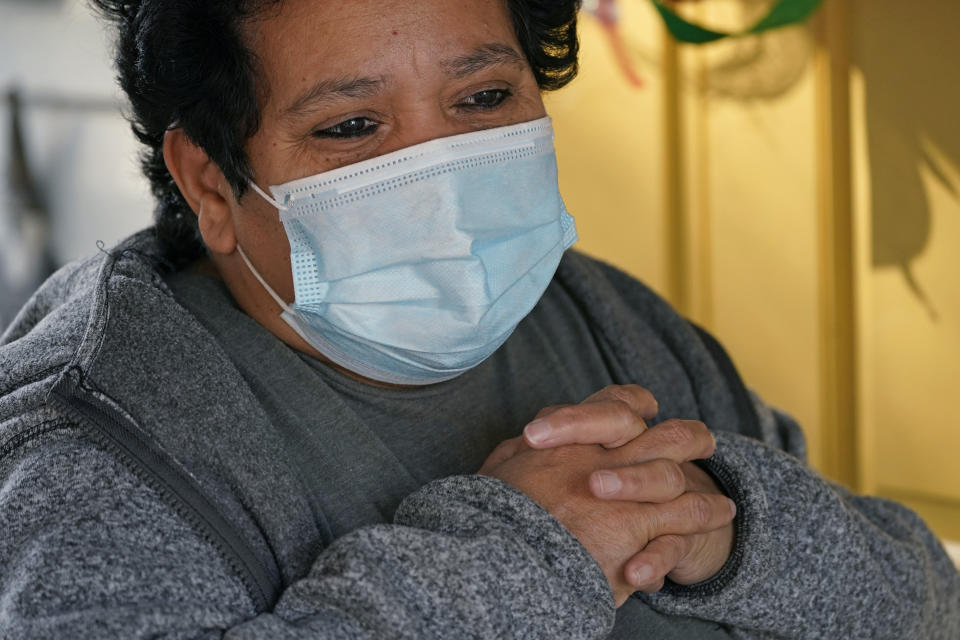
49,367,280,613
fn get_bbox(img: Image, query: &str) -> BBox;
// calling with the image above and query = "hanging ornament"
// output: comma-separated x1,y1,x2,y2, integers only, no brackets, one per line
583,0,824,88
652,0,824,44
583,0,645,87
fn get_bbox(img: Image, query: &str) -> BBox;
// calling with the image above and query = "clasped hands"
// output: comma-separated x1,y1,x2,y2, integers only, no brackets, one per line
478,385,735,607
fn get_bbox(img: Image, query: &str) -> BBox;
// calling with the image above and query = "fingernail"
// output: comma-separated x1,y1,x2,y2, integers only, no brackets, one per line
728,499,738,518
632,565,653,586
524,419,553,444
595,471,622,496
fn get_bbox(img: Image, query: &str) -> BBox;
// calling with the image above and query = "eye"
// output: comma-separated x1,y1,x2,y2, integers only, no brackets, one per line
313,117,379,139
458,88,512,110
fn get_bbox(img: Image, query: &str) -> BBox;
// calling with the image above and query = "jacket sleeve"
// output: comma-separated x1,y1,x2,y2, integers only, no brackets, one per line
0,425,615,639
643,396,960,639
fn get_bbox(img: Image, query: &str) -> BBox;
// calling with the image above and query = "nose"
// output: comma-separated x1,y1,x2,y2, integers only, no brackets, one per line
377,104,470,155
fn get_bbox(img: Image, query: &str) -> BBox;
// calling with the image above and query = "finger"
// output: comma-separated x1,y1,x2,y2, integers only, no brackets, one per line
636,492,737,540
523,401,647,449
680,461,723,495
625,534,690,593
519,405,570,448
532,405,569,421
588,458,687,502
614,419,716,465
581,385,659,421
478,436,526,473
667,526,735,585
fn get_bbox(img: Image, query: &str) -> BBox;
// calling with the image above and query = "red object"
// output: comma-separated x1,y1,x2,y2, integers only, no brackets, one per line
589,0,706,88
591,0,644,88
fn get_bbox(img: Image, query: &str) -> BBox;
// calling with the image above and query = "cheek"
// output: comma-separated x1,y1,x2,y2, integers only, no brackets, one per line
238,196,296,300
317,148,371,172
267,135,373,184
245,125,312,186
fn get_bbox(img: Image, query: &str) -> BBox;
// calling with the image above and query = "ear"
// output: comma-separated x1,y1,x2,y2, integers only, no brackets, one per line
163,129,237,255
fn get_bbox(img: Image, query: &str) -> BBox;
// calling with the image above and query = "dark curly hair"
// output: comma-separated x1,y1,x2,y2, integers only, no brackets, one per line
89,0,583,268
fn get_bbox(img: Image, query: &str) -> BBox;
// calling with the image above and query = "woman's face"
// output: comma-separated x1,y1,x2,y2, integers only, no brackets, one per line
232,0,547,301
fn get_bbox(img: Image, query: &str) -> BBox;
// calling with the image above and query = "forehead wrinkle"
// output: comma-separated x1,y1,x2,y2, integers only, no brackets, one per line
441,42,526,79
281,76,386,121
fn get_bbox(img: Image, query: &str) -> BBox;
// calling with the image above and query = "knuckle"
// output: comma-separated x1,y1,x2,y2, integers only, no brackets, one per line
687,494,713,527
685,421,717,458
656,459,686,492
647,395,660,416
534,405,563,420
659,533,686,553
601,383,627,398
606,384,658,417
635,506,662,542
545,444,587,466
489,440,510,456
703,431,718,458
621,466,644,493
626,384,659,413
601,403,644,448
603,385,636,407
548,405,581,428
688,420,710,441
490,437,519,459
660,420,696,448
611,401,638,429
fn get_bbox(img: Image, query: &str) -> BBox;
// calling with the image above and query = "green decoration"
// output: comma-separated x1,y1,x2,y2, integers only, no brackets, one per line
651,0,825,44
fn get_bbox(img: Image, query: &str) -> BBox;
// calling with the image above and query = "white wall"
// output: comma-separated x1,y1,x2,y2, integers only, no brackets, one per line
0,0,153,326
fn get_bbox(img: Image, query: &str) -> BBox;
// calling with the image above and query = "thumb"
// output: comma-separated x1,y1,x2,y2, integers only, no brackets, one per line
478,436,526,473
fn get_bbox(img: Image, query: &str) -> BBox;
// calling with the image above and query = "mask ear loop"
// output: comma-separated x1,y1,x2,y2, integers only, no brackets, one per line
236,244,297,315
239,182,296,312
249,182,289,211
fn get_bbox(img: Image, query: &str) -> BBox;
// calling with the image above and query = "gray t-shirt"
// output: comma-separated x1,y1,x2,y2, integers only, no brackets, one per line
166,267,732,639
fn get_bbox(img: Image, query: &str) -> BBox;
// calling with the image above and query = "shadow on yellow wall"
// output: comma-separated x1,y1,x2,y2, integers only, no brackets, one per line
854,0,960,322
552,1,960,543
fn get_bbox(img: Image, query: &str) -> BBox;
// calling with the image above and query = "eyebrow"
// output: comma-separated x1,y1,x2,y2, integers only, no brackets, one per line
441,43,526,79
280,43,526,121
282,76,385,121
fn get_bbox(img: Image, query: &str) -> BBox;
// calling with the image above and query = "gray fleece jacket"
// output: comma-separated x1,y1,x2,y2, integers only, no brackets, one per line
1,230,958,639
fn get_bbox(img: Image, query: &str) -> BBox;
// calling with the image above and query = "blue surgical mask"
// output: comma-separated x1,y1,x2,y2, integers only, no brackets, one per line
240,116,577,386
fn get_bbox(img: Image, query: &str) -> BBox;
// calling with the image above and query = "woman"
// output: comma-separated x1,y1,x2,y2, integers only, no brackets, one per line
0,0,957,637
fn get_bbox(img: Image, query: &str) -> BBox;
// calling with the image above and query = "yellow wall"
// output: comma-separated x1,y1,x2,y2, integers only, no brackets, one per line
545,2,668,296
850,0,960,539
549,0,960,541
547,0,823,467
